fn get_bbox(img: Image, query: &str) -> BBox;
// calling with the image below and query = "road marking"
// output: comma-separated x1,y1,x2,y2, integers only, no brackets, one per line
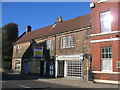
0,81,6,83
17,85,31,88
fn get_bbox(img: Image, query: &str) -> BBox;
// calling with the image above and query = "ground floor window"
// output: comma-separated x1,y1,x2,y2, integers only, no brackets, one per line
66,61,82,78
101,47,112,71
49,64,54,76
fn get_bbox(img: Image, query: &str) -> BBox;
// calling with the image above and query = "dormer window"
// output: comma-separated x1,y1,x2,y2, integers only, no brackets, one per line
100,11,113,33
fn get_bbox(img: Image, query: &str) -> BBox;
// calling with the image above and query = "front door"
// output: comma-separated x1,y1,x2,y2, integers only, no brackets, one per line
57,61,64,77
40,61,44,76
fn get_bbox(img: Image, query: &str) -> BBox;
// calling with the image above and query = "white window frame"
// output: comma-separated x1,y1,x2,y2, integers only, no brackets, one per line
47,39,54,50
101,47,112,72
65,37,69,48
60,36,75,49
63,37,66,49
100,11,112,33
66,60,82,78
98,0,108,3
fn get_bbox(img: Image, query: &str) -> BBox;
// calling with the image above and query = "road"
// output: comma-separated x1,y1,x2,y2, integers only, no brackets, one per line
2,72,79,89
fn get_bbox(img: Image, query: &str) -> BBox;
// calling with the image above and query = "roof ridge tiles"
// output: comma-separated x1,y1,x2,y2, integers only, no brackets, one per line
14,13,91,44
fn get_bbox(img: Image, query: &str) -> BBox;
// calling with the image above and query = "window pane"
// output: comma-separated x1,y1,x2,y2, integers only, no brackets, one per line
60,37,63,49
105,48,108,53
100,11,112,32
66,37,69,48
101,48,104,53
109,54,112,58
109,47,112,53
101,54,104,58
106,54,108,58
101,47,112,71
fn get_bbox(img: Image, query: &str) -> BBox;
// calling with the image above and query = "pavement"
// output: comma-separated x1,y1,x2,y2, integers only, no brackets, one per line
36,78,119,88
18,74,120,89
3,71,119,89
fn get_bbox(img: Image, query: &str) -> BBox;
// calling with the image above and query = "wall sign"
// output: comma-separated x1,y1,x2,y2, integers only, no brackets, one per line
15,60,21,70
33,46,43,57
57,54,83,60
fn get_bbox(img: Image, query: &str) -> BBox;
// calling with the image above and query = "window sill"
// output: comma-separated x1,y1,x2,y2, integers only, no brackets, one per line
90,31,120,37
60,47,75,50
92,71,120,74
97,0,108,3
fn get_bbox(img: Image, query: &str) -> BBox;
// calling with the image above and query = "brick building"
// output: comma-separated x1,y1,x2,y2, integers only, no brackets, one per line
12,14,91,81
12,0,120,84
90,0,120,84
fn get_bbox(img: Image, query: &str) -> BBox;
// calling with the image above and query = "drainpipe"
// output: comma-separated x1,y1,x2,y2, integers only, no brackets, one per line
54,35,57,78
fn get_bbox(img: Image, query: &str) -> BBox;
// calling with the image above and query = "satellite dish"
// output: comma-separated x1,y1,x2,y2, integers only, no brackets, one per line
90,3,95,8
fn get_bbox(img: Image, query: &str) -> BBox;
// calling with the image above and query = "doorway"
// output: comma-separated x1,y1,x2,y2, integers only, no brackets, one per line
40,61,44,76
57,61,64,77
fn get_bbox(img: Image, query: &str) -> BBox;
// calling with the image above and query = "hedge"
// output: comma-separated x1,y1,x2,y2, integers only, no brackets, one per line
2,61,12,70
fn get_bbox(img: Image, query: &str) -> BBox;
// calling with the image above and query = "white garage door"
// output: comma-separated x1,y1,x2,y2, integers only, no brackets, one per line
66,61,82,78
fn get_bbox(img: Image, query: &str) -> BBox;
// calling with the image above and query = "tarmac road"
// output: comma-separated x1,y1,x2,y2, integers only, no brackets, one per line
2,72,79,89
1,72,119,90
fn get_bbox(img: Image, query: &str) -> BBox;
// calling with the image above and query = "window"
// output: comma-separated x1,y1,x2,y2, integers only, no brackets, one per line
101,47,112,71
66,61,82,78
16,46,22,53
47,39,54,50
60,36,75,49
117,61,120,68
100,11,113,32
49,64,54,76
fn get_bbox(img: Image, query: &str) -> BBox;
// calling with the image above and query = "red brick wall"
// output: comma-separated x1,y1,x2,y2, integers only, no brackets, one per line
90,2,119,34
118,2,120,30
90,1,120,81
91,41,119,72
91,33,118,40
93,73,119,81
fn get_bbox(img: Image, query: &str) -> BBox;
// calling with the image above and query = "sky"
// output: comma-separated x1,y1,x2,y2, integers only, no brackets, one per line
2,2,90,36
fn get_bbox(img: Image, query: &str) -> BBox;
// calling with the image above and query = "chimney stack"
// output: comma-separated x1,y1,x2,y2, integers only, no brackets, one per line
56,18,59,23
58,16,63,22
26,25,31,34
55,16,63,23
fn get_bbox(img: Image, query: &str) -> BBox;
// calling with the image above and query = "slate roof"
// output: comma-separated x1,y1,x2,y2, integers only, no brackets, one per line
15,14,91,44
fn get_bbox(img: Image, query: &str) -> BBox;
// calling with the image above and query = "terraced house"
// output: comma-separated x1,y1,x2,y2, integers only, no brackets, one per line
12,0,120,84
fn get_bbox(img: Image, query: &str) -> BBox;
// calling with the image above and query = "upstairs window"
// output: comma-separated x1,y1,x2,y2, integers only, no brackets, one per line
16,46,22,53
100,11,113,33
47,39,54,50
60,36,74,49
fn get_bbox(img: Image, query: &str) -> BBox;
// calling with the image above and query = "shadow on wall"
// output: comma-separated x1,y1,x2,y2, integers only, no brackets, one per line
21,40,51,75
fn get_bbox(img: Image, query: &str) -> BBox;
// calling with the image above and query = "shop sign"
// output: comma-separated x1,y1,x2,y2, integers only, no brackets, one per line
33,46,43,57
57,54,83,60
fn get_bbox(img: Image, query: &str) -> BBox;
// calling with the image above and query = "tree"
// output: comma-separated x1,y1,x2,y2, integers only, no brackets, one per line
2,23,19,62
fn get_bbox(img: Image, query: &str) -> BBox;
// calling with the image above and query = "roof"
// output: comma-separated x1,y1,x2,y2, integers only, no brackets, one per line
15,14,91,44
